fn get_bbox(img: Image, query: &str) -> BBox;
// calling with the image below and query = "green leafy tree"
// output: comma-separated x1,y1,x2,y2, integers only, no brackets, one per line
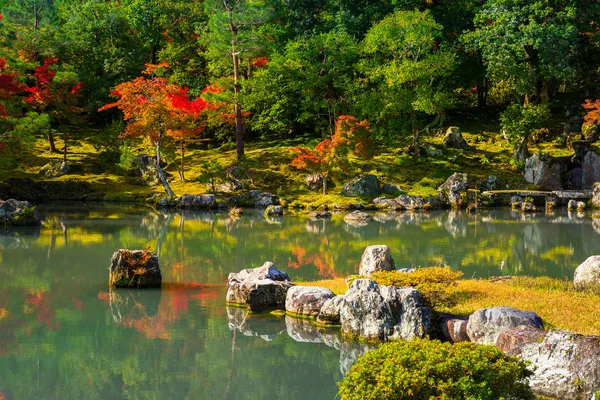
205,0,273,162
500,102,550,163
360,9,456,146
462,0,578,105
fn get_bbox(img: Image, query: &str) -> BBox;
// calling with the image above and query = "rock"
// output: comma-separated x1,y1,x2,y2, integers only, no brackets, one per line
339,279,432,342
358,245,396,277
316,295,345,325
567,167,584,190
340,341,375,376
230,191,279,207
443,126,468,149
515,330,600,400
594,183,600,208
308,211,331,219
436,313,470,343
438,173,469,208
341,174,381,197
126,154,161,186
39,160,70,177
382,183,403,195
215,181,242,193
306,174,323,191
0,199,40,226
396,194,425,210
521,202,536,212
574,255,600,291
180,194,217,209
422,143,442,157
343,210,371,222
510,195,523,209
495,325,547,354
372,197,400,210
568,199,578,210
265,205,284,216
226,306,285,341
482,175,500,191
331,203,361,210
226,262,294,311
583,151,600,190
285,315,322,343
524,153,567,190
109,249,162,288
577,201,587,211
285,286,335,318
466,306,543,345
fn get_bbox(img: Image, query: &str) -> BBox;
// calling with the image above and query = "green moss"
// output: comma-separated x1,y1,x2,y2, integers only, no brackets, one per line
285,311,317,320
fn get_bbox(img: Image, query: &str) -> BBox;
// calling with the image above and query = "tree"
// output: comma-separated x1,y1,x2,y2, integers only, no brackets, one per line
205,0,273,162
462,0,578,105
500,102,550,164
291,115,373,194
99,63,207,197
23,57,84,157
359,10,456,145
583,99,600,126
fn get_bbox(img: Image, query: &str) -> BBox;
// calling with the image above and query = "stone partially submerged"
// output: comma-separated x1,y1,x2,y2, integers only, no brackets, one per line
226,262,294,311
285,286,335,318
339,279,432,342
109,249,162,288
358,245,396,277
0,199,40,226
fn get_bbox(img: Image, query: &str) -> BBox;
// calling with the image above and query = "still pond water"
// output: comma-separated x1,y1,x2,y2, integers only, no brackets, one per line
1,205,599,399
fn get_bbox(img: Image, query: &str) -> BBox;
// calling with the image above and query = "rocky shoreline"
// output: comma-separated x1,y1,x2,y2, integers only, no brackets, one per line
224,247,600,400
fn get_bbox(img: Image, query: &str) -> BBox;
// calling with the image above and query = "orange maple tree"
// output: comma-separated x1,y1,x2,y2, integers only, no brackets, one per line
583,99,600,126
292,115,374,194
99,62,207,197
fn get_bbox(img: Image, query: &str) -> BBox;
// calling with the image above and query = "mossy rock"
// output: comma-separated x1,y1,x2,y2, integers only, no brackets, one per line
109,249,162,288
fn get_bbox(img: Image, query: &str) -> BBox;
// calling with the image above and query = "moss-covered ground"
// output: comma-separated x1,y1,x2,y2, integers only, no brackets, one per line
2,111,598,204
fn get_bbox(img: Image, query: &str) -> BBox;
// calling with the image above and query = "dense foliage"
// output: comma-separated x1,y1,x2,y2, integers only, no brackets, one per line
338,338,534,400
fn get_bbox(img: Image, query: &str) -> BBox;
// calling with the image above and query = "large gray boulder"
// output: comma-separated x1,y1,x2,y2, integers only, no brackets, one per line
583,151,600,189
109,249,162,288
0,199,40,226
512,330,600,400
226,262,294,311
438,173,469,208
358,245,396,277
180,194,217,209
466,306,543,345
593,182,600,208
443,126,468,149
316,295,345,325
342,174,381,196
343,210,371,222
285,286,335,318
382,183,403,195
339,279,432,342
524,153,566,190
574,255,600,291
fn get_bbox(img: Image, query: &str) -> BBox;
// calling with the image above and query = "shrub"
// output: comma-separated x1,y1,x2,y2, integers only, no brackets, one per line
338,338,534,400
352,267,463,308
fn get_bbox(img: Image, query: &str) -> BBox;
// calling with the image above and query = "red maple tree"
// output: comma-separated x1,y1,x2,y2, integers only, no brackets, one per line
292,115,374,194
583,99,600,126
99,62,207,196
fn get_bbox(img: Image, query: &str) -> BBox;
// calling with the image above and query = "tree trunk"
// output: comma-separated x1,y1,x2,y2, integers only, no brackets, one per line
412,129,420,159
179,140,185,181
229,9,245,163
48,126,56,153
477,77,487,107
322,173,328,195
155,138,176,198
513,137,529,164
63,132,68,162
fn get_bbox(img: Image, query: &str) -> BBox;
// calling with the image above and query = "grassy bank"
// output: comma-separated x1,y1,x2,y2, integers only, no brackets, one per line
300,276,600,336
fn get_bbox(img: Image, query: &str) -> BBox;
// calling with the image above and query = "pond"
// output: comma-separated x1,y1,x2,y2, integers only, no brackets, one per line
1,205,599,399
